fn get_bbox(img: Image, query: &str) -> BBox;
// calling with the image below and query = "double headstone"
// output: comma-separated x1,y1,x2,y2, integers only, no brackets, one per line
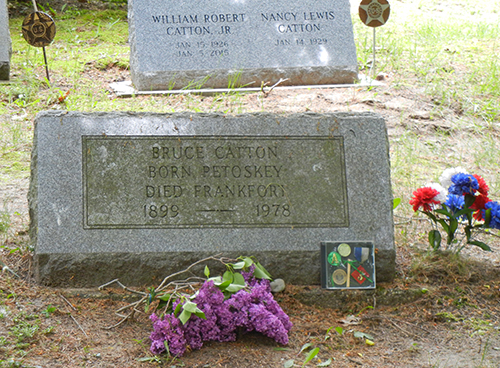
128,0,358,90
30,112,395,287
0,0,11,80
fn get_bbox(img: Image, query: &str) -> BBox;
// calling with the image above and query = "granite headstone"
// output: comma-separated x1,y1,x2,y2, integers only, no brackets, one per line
0,0,11,80
30,112,395,286
128,0,358,90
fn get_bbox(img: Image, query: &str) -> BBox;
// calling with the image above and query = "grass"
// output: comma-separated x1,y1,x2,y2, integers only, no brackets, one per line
0,2,498,260
353,1,500,124
1,0,500,258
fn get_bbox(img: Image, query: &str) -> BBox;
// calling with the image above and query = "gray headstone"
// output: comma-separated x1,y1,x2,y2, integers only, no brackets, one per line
0,0,11,80
30,112,394,287
128,0,358,90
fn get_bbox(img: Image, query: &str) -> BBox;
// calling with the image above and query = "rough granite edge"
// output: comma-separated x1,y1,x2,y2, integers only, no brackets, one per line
131,66,359,91
35,249,395,287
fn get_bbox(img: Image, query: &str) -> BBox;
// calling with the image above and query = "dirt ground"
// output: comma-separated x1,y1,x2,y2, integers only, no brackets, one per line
2,1,500,367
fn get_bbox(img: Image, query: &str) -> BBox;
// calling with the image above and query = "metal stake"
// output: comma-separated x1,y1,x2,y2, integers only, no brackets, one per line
371,27,377,78
31,0,51,82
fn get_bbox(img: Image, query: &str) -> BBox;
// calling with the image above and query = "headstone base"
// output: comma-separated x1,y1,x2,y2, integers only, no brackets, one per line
35,249,395,287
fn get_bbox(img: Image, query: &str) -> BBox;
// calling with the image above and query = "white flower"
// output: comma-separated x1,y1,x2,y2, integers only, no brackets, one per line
439,167,468,191
425,182,448,203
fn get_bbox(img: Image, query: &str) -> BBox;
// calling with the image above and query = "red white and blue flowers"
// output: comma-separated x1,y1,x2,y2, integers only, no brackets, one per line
410,167,499,252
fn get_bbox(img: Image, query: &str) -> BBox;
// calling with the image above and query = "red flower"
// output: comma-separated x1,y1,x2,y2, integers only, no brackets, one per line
410,187,441,212
473,174,489,196
471,194,491,221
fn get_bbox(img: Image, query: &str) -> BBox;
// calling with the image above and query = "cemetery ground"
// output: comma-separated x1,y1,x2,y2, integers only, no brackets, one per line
1,0,500,366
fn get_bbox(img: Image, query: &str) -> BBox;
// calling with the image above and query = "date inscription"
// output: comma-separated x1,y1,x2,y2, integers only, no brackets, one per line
83,136,348,229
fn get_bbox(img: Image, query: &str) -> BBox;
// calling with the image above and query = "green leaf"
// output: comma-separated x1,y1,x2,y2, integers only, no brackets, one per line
464,194,476,209
434,208,452,217
393,197,401,210
182,301,202,313
157,293,172,301
208,276,222,283
447,218,459,244
204,265,210,278
299,342,313,354
178,309,192,325
232,261,246,270
437,219,449,233
317,358,332,367
425,211,439,223
174,303,182,317
241,257,255,268
164,340,170,356
253,262,272,280
302,348,319,367
334,326,343,335
353,331,374,340
193,310,206,320
454,208,474,219
157,293,172,310
428,230,442,250
274,347,290,351
465,226,472,242
215,280,232,291
484,209,492,227
468,240,492,252
223,270,234,283
284,359,295,368
225,283,247,293
233,272,246,286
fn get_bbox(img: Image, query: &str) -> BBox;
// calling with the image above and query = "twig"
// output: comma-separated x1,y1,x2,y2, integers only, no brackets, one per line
1,259,20,278
58,293,76,311
347,357,363,366
104,311,136,330
155,254,225,292
261,78,289,98
398,319,433,334
103,254,237,329
98,278,147,296
57,292,88,337
69,313,88,338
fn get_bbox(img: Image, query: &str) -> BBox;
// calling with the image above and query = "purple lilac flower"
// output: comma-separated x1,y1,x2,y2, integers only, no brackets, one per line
449,173,479,195
149,272,292,356
483,201,500,229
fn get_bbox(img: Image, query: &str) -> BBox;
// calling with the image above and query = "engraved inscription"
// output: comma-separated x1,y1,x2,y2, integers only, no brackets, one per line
82,136,348,229
148,9,338,60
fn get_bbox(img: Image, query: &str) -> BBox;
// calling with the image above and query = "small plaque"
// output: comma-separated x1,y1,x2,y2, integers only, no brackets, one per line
22,11,56,47
359,0,390,28
320,241,376,289
82,135,349,229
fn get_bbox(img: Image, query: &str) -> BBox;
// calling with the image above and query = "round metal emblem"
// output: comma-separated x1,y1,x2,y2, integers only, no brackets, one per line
338,243,351,257
359,0,391,28
332,269,347,285
22,11,56,47
328,251,342,266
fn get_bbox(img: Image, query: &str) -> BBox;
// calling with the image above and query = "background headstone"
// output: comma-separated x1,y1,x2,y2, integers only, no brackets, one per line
128,0,358,90
0,0,12,80
30,112,395,287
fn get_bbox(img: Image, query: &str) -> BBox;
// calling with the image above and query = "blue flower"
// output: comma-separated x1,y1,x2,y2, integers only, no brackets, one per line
449,173,479,195
484,201,500,230
444,194,465,214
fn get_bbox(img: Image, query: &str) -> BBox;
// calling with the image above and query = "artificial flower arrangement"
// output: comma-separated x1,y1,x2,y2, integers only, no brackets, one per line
148,257,292,357
410,167,500,252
